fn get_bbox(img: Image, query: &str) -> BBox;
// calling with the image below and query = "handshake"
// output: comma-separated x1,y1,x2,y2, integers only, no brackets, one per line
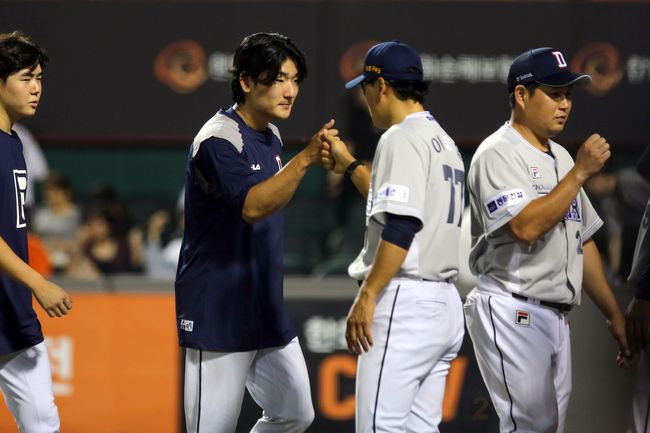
304,119,358,175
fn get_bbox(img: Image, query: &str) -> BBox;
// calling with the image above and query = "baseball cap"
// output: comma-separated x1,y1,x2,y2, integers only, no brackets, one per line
345,41,424,89
507,47,591,93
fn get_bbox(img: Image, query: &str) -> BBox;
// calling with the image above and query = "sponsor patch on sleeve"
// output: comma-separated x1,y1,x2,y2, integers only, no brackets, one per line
375,183,410,204
484,189,527,216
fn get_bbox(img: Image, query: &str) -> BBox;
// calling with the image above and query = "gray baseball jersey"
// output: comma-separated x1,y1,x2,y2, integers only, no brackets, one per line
348,111,465,281
468,122,602,304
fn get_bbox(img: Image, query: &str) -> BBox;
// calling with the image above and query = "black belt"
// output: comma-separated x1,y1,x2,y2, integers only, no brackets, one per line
356,278,439,287
512,293,573,313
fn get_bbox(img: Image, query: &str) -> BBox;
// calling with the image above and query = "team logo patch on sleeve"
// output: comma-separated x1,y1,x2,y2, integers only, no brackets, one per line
564,199,581,222
484,189,526,216
515,310,530,326
375,183,410,204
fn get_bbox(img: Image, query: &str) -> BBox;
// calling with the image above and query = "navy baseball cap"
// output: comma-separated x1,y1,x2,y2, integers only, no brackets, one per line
345,41,424,89
507,47,591,93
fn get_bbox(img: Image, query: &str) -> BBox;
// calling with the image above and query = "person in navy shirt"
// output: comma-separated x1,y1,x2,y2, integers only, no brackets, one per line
0,31,73,433
176,32,335,433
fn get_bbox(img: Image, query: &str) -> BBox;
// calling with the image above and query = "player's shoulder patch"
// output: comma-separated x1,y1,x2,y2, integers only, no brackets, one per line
375,183,410,204
484,189,527,216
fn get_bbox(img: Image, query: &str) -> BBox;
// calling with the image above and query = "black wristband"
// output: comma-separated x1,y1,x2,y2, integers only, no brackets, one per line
344,159,364,179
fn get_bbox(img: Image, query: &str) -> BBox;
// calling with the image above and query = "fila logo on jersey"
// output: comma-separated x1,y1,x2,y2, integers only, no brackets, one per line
530,167,542,179
13,170,27,228
180,319,194,332
251,164,261,171
515,310,530,326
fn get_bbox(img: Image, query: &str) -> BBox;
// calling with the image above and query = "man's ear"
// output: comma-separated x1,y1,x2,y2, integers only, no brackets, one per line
377,77,389,96
239,73,252,94
513,84,528,109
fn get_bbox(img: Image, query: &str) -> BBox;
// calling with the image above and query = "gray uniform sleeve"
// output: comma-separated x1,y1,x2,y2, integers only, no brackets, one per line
369,133,427,224
469,146,535,235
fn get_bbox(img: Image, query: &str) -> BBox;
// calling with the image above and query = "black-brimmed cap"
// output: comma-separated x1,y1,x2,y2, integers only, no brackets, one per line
507,47,591,93
345,41,423,89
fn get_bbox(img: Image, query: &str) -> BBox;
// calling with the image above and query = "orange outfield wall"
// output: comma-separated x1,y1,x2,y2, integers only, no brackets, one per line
0,293,180,433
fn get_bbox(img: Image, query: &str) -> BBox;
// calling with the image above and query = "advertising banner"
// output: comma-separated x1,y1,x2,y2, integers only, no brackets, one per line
4,1,649,146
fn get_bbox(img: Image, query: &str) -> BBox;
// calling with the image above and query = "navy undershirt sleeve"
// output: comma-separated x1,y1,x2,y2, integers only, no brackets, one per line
381,213,423,250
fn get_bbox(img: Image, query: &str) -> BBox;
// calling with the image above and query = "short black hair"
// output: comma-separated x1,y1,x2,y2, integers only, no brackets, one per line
0,31,49,82
361,76,429,104
509,82,538,108
230,32,307,104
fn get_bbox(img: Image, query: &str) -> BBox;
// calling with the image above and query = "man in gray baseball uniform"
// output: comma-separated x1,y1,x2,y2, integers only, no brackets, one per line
464,47,631,433
625,145,650,433
321,40,465,433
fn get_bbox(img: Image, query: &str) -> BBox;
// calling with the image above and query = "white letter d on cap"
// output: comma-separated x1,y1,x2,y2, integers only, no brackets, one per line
552,51,567,68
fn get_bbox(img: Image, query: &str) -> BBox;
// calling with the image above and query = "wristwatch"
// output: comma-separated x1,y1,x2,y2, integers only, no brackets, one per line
344,159,364,179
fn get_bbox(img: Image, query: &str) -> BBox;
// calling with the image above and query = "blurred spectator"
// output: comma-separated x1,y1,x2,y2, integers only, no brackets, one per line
32,173,81,272
85,184,137,240
13,123,48,208
616,167,650,279
585,164,621,275
78,207,142,275
586,159,650,282
64,185,144,275
144,208,183,281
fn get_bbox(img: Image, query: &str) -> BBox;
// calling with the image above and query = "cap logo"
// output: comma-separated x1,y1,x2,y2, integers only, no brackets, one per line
516,72,533,83
365,65,381,74
552,51,568,68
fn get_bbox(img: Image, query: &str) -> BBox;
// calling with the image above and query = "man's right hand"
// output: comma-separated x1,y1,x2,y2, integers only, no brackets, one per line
33,279,73,318
321,134,355,174
303,119,338,166
573,134,611,182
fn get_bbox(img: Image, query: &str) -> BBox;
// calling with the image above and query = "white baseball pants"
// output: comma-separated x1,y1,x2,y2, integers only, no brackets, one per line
0,341,60,433
184,337,314,433
355,278,464,433
465,284,571,433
